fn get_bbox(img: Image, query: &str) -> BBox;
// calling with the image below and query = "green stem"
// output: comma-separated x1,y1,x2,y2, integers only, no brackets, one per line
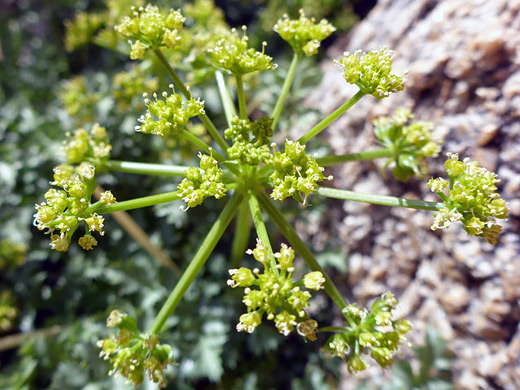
235,75,248,120
317,187,445,211
298,89,366,144
271,52,301,130
256,191,348,311
216,70,237,127
247,190,274,259
104,160,189,176
148,192,243,334
316,148,394,167
230,199,252,268
96,191,180,214
152,48,229,153
180,130,226,163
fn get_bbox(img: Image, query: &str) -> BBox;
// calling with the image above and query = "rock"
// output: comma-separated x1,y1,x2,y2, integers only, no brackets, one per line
304,0,520,388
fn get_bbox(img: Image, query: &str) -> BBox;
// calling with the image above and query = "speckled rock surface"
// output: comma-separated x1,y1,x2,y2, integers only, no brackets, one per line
301,0,520,388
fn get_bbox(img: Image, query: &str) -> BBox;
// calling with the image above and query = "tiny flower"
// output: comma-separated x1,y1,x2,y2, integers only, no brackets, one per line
130,40,147,60
100,191,117,205
227,267,255,287
347,354,369,373
303,271,325,291
274,311,297,336
236,311,262,333
78,234,98,250
296,319,319,341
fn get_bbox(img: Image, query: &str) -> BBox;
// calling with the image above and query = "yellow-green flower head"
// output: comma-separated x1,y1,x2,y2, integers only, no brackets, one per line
224,116,274,165
115,5,185,58
136,85,205,137
98,311,174,388
64,11,103,52
34,151,113,252
274,9,336,56
112,66,159,111
373,108,442,181
428,153,509,244
335,47,407,100
229,240,322,339
270,140,332,203
177,152,227,209
324,291,411,372
0,290,18,332
62,123,112,167
208,26,276,75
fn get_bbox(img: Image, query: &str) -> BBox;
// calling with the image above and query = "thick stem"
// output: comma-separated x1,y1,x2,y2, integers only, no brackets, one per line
96,191,180,214
271,52,301,130
216,70,237,127
316,148,394,167
317,187,445,211
104,160,188,177
256,191,348,311
298,89,366,144
148,192,242,334
230,199,252,268
152,48,229,153
235,75,248,120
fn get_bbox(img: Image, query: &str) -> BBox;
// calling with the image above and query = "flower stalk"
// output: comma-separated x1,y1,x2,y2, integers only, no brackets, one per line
147,192,242,335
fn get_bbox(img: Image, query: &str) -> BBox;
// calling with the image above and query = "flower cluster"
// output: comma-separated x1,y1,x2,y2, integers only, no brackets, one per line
373,108,442,181
136,85,205,137
0,290,17,332
274,10,336,56
115,5,185,59
228,240,325,340
325,292,411,373
33,162,116,252
177,153,227,209
98,310,174,388
0,239,26,270
270,140,332,203
170,0,229,84
64,11,103,52
60,76,99,122
63,123,112,166
224,116,274,165
427,153,509,244
208,26,275,75
112,65,159,111
335,47,407,100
